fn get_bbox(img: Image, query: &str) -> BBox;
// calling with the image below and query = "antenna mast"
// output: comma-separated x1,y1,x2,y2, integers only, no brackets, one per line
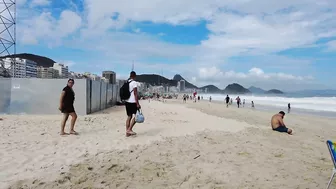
0,0,16,78
132,60,134,71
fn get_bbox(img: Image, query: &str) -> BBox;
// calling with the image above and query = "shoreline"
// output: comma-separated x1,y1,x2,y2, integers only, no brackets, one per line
2,99,336,188
176,97,336,119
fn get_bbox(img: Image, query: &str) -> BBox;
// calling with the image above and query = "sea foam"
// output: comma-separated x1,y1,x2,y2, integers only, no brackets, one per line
202,94,336,113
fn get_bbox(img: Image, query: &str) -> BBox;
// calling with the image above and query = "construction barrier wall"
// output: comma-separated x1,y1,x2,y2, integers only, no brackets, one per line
0,78,119,115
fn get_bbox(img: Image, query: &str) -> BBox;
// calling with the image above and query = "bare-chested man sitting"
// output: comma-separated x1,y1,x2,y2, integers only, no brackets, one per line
271,111,292,134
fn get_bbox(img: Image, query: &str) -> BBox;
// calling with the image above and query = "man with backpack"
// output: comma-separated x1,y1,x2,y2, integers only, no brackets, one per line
120,71,141,137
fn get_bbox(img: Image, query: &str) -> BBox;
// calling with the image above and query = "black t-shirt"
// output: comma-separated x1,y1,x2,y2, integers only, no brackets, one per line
225,97,230,102
62,86,75,105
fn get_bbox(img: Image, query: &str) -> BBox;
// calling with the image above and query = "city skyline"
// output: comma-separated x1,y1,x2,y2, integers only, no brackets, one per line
6,0,336,91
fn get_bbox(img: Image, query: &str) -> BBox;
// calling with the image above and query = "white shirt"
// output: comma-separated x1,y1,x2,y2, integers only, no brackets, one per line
126,79,137,103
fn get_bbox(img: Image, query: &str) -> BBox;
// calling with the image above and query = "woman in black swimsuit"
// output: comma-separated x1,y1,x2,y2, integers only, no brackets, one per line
58,79,78,135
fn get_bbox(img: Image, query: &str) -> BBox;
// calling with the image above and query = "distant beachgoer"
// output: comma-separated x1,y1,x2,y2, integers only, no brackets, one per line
59,78,78,136
0,118,3,121
124,71,141,137
183,94,186,103
271,111,292,134
236,96,241,108
225,95,230,107
243,99,245,107
288,103,291,113
251,101,255,108
198,96,200,101
209,96,212,102
230,98,233,105
201,96,203,100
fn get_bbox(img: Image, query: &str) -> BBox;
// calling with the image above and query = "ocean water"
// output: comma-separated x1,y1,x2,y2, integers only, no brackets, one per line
201,94,336,118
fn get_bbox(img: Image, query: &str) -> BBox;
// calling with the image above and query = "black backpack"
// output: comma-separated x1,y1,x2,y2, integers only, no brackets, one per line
119,80,133,101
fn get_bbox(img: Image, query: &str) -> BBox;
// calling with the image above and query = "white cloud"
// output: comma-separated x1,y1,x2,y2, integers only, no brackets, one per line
14,0,336,90
60,60,76,68
326,40,336,51
195,67,315,90
19,10,82,46
30,0,51,7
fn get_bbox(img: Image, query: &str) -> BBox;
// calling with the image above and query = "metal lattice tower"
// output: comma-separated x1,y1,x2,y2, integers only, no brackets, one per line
0,0,16,78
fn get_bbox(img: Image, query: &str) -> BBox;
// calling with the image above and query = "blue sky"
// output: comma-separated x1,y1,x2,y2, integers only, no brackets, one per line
5,0,336,90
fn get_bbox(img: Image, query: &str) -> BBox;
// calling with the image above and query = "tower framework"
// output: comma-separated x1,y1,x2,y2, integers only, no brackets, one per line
0,0,16,77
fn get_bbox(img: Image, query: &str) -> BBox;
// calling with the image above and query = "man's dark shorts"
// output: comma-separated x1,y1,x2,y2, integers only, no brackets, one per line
125,102,137,116
273,126,288,133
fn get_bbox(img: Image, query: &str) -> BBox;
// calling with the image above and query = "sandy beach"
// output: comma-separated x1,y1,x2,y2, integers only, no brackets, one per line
1,99,336,188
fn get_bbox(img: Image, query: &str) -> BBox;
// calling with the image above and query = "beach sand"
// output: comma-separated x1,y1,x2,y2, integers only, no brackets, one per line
1,99,336,188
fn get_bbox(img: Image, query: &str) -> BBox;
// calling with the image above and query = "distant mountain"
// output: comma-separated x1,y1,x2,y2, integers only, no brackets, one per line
0,53,56,67
199,85,222,93
223,83,250,94
172,74,198,89
248,86,265,94
136,74,177,86
265,89,284,94
172,74,183,81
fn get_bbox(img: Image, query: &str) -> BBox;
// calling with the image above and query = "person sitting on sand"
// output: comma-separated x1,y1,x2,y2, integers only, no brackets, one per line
271,111,292,134
0,118,3,121
125,71,141,137
58,79,78,135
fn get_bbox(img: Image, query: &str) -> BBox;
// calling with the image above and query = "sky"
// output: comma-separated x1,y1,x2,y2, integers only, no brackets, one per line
1,0,336,91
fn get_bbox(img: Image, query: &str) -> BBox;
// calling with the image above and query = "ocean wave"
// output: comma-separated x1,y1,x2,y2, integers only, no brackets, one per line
202,94,336,112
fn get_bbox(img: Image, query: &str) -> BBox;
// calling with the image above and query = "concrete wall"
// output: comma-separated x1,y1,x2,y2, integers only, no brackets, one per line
113,85,119,104
0,78,120,115
86,80,92,114
107,84,113,107
0,78,87,115
90,80,101,113
0,78,11,114
100,82,107,110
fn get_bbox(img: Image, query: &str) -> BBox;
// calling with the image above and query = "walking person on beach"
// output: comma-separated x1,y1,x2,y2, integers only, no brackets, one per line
236,96,241,108
251,101,255,108
288,103,291,113
209,96,212,102
243,99,245,107
225,95,230,107
58,78,78,135
271,111,293,134
124,71,141,137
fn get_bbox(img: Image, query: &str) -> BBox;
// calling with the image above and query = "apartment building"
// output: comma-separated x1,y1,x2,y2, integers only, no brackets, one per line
53,63,69,78
2,58,37,78
102,71,116,84
84,72,101,81
37,67,60,79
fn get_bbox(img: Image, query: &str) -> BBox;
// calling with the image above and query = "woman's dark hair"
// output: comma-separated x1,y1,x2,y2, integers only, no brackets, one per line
68,78,74,83
279,111,285,116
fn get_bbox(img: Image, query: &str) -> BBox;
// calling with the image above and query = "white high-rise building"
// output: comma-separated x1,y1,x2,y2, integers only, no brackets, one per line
2,58,37,78
83,72,101,81
53,63,69,78
179,80,185,92
102,71,116,84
